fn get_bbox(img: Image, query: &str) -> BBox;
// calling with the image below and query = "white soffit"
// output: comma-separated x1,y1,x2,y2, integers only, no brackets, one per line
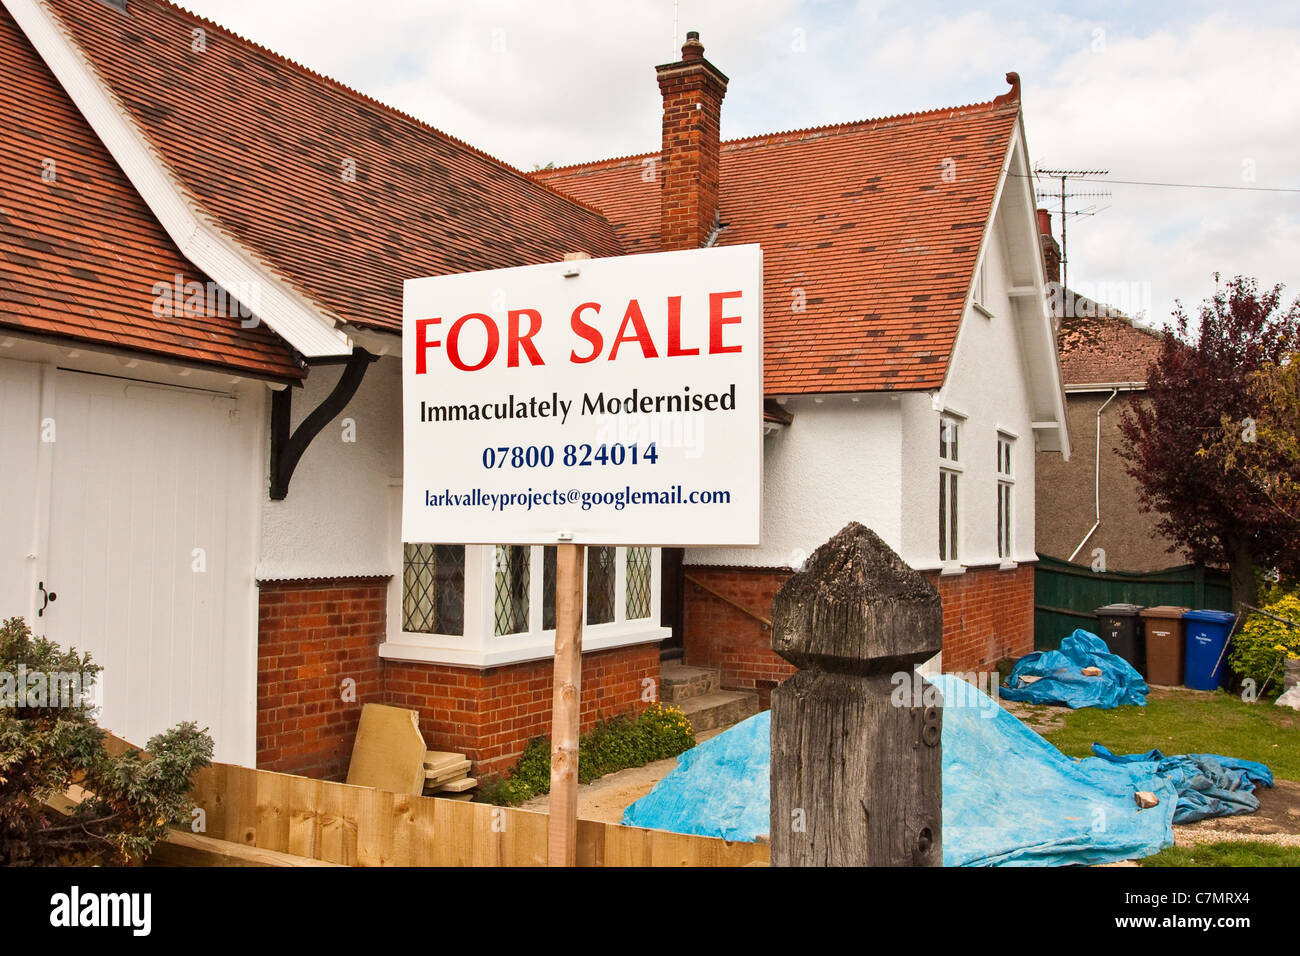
6,0,353,358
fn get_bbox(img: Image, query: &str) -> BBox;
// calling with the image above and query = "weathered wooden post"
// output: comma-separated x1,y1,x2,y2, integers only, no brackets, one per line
770,522,944,866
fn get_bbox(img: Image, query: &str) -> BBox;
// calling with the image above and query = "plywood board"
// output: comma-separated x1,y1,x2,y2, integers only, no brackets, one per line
346,703,428,796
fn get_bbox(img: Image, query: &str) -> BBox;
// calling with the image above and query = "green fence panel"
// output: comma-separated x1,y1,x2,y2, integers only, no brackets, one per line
1034,554,1233,651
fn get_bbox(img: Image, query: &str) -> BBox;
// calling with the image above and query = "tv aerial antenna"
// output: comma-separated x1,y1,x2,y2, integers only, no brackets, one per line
1034,167,1111,290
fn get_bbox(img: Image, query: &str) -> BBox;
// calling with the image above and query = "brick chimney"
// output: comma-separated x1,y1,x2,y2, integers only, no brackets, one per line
1037,208,1061,285
656,32,728,251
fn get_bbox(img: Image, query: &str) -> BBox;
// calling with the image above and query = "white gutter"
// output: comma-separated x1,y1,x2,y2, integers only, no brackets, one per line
1067,387,1118,562
6,0,353,359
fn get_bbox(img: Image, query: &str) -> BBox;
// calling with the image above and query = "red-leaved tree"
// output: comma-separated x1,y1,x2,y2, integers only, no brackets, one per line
1117,276,1300,610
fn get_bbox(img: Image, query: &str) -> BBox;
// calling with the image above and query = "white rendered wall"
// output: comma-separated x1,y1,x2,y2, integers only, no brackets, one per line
688,394,903,568
898,389,940,569
909,208,1039,571
257,354,403,580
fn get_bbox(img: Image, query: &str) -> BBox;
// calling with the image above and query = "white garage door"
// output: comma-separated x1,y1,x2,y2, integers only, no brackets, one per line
0,358,260,763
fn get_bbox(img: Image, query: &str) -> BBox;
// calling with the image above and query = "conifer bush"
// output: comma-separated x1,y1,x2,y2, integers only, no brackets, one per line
0,617,212,866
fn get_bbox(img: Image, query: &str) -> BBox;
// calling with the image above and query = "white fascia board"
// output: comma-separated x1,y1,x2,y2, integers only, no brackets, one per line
1011,114,1071,461
8,0,352,359
340,325,401,357
934,118,1071,461
932,121,1018,412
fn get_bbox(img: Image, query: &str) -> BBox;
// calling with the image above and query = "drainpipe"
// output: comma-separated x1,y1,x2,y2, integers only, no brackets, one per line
1067,388,1118,563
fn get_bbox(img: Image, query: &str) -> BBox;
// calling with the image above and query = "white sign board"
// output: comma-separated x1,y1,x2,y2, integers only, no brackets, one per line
401,245,762,546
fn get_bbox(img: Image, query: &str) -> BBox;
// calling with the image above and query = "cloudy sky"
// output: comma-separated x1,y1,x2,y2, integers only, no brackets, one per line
182,0,1300,329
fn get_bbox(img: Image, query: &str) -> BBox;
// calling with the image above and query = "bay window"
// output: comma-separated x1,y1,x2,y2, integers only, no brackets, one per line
383,490,669,666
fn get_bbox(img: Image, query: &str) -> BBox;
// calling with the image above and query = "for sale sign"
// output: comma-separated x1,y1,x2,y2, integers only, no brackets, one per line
401,245,762,546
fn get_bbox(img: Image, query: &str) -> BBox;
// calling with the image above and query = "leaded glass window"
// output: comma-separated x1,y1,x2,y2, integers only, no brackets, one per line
402,543,465,634
542,546,557,629
493,545,530,635
626,546,652,620
586,546,616,625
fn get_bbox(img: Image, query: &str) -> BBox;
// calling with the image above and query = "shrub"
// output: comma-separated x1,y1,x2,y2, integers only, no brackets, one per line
474,774,534,808
511,735,553,795
0,616,213,865
1230,591,1300,696
475,702,695,806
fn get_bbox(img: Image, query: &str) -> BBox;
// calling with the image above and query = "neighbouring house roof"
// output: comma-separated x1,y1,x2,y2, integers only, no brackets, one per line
1057,306,1164,388
0,8,301,380
533,93,1022,394
27,0,623,345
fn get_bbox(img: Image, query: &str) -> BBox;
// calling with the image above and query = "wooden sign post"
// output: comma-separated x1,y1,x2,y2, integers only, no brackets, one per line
548,542,585,867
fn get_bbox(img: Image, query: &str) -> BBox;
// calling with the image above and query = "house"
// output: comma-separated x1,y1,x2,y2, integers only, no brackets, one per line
1031,210,1182,572
0,0,1067,778
535,34,1069,697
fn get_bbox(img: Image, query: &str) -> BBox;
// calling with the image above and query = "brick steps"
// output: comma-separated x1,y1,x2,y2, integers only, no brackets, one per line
661,662,760,733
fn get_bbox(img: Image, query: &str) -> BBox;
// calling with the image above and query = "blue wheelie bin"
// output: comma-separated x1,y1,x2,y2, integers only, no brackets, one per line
1182,610,1236,690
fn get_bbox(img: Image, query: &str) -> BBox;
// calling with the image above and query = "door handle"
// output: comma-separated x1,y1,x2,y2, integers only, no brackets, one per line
37,581,57,617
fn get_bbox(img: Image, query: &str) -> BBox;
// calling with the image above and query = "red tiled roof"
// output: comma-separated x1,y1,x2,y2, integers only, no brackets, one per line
0,8,301,379
1057,309,1163,387
534,98,1021,393
37,0,624,337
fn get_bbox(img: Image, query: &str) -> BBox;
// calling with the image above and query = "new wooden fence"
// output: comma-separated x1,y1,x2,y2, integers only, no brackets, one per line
187,762,769,867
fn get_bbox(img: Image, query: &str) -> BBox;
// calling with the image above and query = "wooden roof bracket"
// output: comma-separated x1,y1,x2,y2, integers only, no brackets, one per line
269,348,378,500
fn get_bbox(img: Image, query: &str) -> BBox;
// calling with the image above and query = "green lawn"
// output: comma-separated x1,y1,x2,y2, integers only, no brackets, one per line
1041,689,1300,782
1141,842,1300,867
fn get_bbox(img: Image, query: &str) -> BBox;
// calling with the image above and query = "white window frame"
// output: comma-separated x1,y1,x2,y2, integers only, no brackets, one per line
379,483,669,667
939,414,963,571
972,262,993,318
997,432,1015,566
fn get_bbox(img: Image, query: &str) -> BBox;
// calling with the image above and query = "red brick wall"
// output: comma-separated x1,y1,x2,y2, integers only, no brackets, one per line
682,567,796,692
682,562,1036,686
387,644,659,778
925,563,1035,673
256,577,387,780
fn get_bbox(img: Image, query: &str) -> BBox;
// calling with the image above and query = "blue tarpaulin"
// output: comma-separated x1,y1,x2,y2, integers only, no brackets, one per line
934,675,1174,865
621,708,770,842
999,629,1148,709
1088,745,1274,823
622,675,1272,865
